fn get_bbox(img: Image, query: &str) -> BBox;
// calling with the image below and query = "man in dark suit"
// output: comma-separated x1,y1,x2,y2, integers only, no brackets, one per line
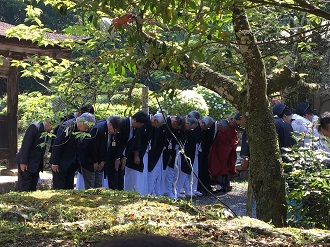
137,113,166,195
198,116,219,194
120,111,148,194
16,120,52,192
105,128,125,190
175,117,199,198
50,112,96,189
272,103,296,150
80,116,122,189
162,116,185,198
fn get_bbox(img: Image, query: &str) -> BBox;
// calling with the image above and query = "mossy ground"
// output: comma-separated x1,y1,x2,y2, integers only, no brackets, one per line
0,189,329,246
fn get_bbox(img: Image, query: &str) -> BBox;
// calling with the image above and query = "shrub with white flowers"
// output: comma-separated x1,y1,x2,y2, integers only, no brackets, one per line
159,88,209,117
195,86,235,119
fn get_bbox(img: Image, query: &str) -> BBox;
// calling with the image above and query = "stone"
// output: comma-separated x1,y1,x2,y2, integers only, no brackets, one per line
1,168,18,176
0,210,30,222
0,181,17,193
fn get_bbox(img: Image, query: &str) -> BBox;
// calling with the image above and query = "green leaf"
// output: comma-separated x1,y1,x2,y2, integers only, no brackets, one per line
162,42,167,55
108,63,115,75
117,64,125,75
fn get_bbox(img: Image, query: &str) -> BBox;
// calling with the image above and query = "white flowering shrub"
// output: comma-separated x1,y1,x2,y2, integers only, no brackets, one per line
195,86,235,119
159,89,209,117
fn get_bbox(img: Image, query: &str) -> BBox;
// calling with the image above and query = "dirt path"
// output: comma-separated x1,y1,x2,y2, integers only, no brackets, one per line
192,181,256,217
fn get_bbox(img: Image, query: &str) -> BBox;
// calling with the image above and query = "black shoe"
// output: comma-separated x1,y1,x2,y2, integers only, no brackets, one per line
219,186,232,193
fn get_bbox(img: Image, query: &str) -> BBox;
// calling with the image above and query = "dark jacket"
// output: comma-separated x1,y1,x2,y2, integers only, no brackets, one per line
148,122,167,172
89,120,108,164
15,122,47,173
49,118,79,172
181,124,202,174
163,117,184,169
81,119,115,172
274,116,296,150
117,117,142,172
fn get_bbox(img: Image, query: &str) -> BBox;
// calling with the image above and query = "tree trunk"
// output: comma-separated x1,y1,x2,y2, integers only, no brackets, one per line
232,2,287,226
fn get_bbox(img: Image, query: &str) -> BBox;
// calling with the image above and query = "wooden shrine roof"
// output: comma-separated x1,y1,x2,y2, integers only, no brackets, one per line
0,21,85,41
0,21,87,60
0,21,87,76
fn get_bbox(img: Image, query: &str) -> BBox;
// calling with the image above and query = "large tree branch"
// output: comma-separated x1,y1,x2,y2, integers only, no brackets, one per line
248,0,330,20
135,32,242,108
232,3,268,108
266,66,318,95
135,30,314,108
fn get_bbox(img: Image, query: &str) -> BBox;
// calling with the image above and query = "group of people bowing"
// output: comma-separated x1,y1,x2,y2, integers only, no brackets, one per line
272,102,330,152
16,105,239,197
17,101,330,196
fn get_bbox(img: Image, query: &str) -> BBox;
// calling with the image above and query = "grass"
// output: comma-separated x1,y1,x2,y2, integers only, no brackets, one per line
0,189,329,246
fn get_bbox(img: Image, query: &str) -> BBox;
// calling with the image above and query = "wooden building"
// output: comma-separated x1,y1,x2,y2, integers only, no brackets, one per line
0,21,74,169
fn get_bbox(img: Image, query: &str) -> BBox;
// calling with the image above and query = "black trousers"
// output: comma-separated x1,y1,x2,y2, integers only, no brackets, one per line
105,158,124,190
52,162,77,189
197,154,211,193
17,164,39,192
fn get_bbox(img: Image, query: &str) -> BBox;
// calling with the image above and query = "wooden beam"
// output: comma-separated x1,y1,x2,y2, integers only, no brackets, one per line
7,66,18,169
0,58,11,77
0,46,71,59
0,115,9,156
0,36,72,59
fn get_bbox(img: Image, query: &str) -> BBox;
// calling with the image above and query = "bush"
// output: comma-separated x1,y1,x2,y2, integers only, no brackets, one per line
195,86,235,119
159,88,209,117
109,85,159,116
110,89,142,107
283,144,330,229
17,92,54,131
93,103,134,119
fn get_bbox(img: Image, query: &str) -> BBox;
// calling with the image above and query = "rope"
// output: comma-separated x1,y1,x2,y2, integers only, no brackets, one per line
133,15,238,218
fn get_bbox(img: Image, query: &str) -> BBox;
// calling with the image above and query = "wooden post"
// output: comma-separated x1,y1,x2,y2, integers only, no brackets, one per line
142,86,149,114
6,66,18,169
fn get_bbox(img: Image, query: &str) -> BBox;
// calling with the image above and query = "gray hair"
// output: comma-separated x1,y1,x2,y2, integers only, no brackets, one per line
187,110,201,120
186,117,198,127
218,119,230,130
201,116,214,127
153,113,165,124
77,112,96,124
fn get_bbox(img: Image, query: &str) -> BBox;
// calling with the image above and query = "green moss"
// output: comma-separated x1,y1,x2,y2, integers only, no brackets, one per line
0,189,329,246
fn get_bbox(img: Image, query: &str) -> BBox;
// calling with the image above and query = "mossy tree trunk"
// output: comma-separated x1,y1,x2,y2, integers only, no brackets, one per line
232,2,287,226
